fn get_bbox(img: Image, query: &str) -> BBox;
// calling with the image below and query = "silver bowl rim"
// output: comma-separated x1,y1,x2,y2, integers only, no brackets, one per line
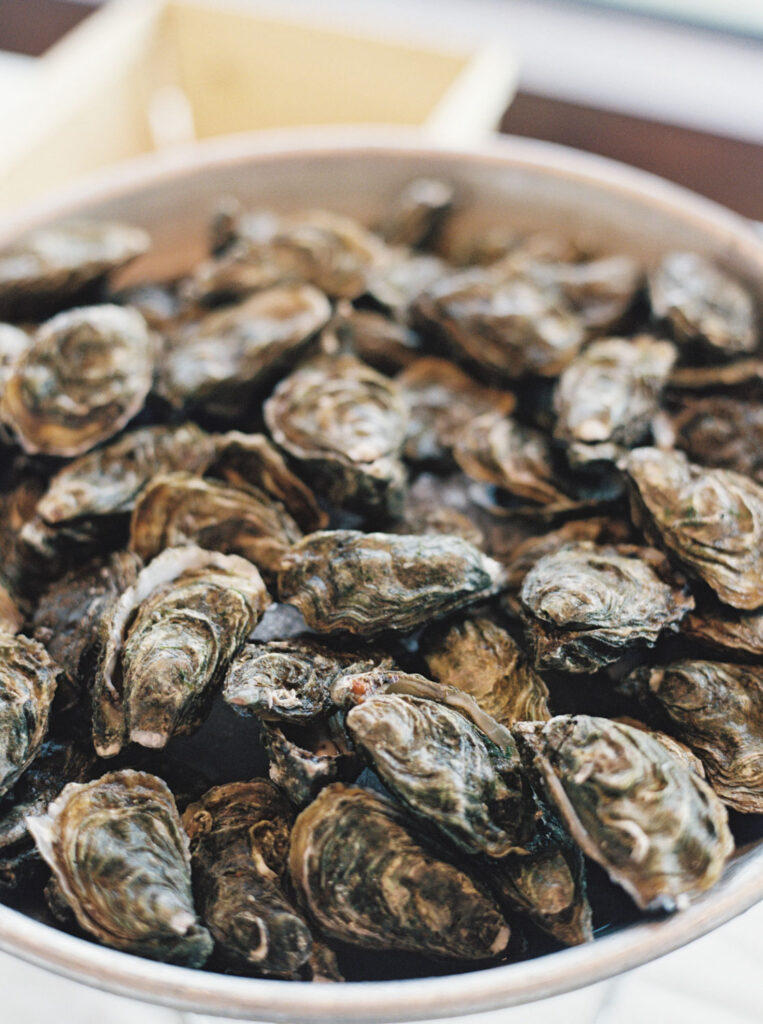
0,126,761,1022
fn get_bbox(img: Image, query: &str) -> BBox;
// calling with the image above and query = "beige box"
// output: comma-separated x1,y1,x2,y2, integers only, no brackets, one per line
0,0,517,212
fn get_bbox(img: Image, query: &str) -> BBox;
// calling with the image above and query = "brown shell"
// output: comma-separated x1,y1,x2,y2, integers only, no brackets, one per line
0,584,23,637
0,634,59,797
672,396,763,483
377,178,455,249
681,603,763,659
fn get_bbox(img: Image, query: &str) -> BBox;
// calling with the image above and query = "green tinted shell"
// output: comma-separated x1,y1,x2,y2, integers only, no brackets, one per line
0,635,59,798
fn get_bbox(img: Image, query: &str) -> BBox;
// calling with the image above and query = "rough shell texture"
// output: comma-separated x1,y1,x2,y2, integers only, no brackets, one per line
278,530,505,635
521,255,642,333
621,447,763,610
327,305,421,376
93,546,271,757
0,305,154,457
519,542,693,673
182,780,314,977
377,178,454,249
503,517,633,591
260,717,357,808
516,716,734,911
672,396,763,483
27,770,212,965
681,603,763,659
613,717,707,779
289,783,510,959
0,635,59,798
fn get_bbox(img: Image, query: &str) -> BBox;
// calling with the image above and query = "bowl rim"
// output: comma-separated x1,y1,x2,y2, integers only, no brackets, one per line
0,126,761,1022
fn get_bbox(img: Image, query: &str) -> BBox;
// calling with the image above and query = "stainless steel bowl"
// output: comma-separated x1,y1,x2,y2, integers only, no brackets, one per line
0,127,761,1022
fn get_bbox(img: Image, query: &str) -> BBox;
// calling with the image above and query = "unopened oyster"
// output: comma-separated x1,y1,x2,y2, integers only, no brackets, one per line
503,516,633,590
130,472,301,572
264,354,407,517
621,448,763,610
640,661,763,813
648,252,757,356
158,284,331,418
183,780,313,976
553,336,676,461
0,635,59,797
516,716,733,911
413,267,586,379
398,358,515,464
0,305,154,457
672,396,763,483
519,542,693,673
364,251,446,321
289,783,510,959
260,717,357,807
377,178,454,248
422,617,550,727
27,770,212,965
0,221,150,318
681,603,763,658
224,638,389,723
327,304,421,375
93,546,270,757
612,717,706,777
395,471,487,549
521,254,642,333
346,693,534,857
278,530,505,635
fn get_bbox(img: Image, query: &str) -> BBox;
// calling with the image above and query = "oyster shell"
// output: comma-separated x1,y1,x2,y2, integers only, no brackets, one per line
183,780,313,976
620,447,763,610
327,304,421,375
519,542,694,673
521,255,642,333
0,221,150,319
278,530,505,635
672,396,763,483
681,602,763,659
398,358,515,465
27,769,212,965
0,635,59,798
264,354,408,518
0,584,22,636
346,692,534,856
289,783,511,959
643,661,763,813
0,324,29,390
648,252,757,356
377,178,454,249
260,717,357,807
422,617,550,727
515,716,733,911
129,472,301,572
158,284,330,419
613,717,706,778
93,546,271,757
0,305,154,457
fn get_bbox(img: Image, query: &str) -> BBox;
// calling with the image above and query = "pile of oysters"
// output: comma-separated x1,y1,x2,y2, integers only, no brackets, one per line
0,179,760,981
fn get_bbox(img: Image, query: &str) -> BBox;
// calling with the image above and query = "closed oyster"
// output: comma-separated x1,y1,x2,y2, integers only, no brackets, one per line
648,252,757,356
378,178,454,248
289,783,510,959
264,354,408,517
158,284,330,418
365,251,446,321
422,617,550,727
224,638,389,723
395,471,487,549
620,447,763,610
642,661,763,813
346,693,534,856
519,542,693,673
413,267,586,379
553,336,677,461
398,358,515,464
0,221,150,318
260,717,357,807
27,770,212,965
0,635,59,797
668,358,763,391
0,305,154,457
278,530,505,635
93,546,271,757
672,396,763,483
516,716,733,911
681,603,763,658
0,584,22,636
130,472,301,572
328,305,421,375
503,516,633,590
521,254,642,333
183,780,313,976
612,717,706,778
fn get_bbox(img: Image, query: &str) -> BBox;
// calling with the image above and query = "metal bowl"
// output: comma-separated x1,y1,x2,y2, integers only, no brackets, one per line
0,127,761,1022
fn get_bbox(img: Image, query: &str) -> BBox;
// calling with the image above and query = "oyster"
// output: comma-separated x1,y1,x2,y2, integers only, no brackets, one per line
0,221,150,319
553,336,677,461
364,251,446,321
158,284,330,418
289,783,511,959
642,661,763,813
620,447,763,610
278,530,505,635
27,770,212,965
224,638,389,723
327,304,421,375
613,717,706,778
522,255,642,333
260,717,357,807
516,716,733,911
422,617,550,727
398,358,515,464
413,267,586,379
648,252,757,356
0,324,29,389
93,546,271,757
378,178,454,248
0,305,154,457
672,396,763,483
519,542,694,673
264,354,408,518
503,516,633,590
129,472,301,572
681,603,763,659
0,584,22,636
183,780,313,976
668,358,763,390
346,693,534,856
0,635,59,798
